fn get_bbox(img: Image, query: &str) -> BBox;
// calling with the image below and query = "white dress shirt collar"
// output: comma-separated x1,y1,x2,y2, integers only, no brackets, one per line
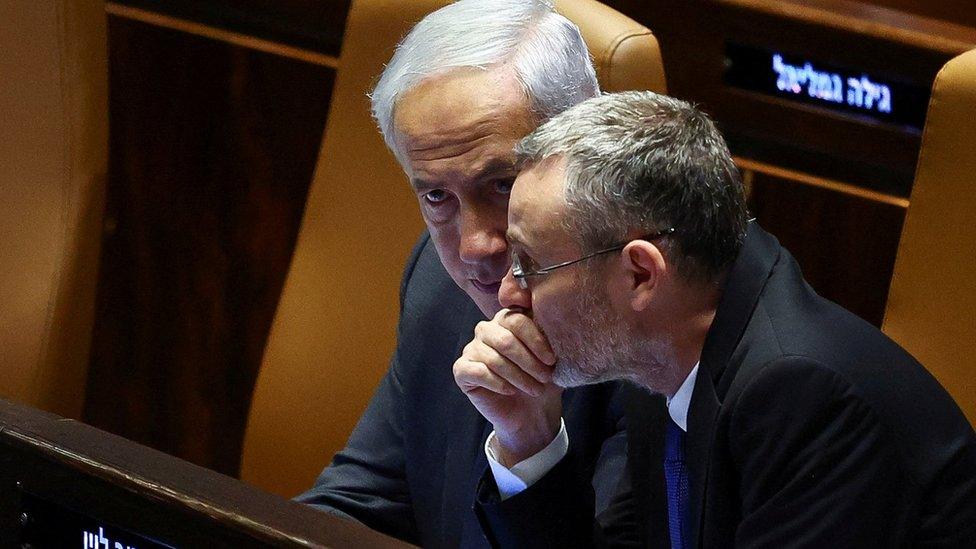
667,362,700,432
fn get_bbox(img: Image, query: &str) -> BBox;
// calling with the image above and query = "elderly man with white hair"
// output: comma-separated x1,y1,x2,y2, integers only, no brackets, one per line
295,1,641,547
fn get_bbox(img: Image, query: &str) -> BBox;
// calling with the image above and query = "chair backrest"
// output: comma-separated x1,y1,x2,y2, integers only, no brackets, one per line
883,48,976,426
0,1,108,419
240,0,667,497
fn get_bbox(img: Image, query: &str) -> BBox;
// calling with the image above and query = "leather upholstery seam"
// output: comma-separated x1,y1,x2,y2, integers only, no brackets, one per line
598,29,653,92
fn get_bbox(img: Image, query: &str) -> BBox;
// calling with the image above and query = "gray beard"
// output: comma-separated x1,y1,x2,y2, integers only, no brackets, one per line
551,330,668,389
548,272,667,389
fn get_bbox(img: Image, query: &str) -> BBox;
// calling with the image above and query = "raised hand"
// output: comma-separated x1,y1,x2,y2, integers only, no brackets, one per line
453,308,563,465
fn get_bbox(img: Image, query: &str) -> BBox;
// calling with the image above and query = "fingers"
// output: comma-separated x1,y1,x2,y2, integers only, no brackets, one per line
454,335,546,395
494,309,557,367
454,308,557,398
473,323,548,386
453,356,519,397
477,338,546,395
475,310,555,383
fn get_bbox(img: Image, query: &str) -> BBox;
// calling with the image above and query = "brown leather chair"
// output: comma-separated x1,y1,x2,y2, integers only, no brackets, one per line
0,1,108,419
240,0,667,497
883,49,976,427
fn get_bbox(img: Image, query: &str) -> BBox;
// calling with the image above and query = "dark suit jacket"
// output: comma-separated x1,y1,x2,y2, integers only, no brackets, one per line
296,232,630,548
476,224,976,547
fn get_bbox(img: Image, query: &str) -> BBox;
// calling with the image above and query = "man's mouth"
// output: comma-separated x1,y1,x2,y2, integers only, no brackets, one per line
470,279,502,294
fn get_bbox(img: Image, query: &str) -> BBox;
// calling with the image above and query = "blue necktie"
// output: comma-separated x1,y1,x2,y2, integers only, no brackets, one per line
665,418,689,549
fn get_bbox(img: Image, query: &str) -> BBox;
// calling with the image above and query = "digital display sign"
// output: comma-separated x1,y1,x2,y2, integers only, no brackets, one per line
724,42,930,131
18,491,174,549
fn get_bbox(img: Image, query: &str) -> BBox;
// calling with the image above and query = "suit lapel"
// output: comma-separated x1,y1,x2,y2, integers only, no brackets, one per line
446,307,492,547
685,371,719,548
450,316,492,459
625,386,669,547
699,223,779,384
686,224,781,548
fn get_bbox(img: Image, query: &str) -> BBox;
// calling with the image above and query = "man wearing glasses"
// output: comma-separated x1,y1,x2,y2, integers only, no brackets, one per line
456,91,976,547
295,1,634,546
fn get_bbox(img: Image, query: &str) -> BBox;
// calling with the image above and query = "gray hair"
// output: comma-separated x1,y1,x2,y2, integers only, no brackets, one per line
515,91,749,282
370,0,599,162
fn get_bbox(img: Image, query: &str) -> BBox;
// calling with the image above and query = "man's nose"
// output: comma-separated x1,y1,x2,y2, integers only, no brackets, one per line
499,267,531,310
458,209,507,265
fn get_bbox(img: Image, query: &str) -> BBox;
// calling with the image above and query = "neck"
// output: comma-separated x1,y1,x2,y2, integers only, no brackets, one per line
632,280,719,398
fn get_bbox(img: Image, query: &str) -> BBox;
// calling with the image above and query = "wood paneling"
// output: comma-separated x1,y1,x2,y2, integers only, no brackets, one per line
746,171,906,326
867,0,976,29
84,15,334,476
637,0,972,196
623,0,970,325
111,0,351,56
105,3,339,68
1,399,409,547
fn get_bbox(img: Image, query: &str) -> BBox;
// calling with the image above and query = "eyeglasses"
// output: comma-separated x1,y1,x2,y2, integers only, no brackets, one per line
511,227,675,289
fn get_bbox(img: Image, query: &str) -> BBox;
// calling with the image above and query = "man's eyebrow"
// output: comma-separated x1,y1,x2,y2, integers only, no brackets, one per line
480,158,517,178
505,229,525,248
410,159,516,192
410,178,436,192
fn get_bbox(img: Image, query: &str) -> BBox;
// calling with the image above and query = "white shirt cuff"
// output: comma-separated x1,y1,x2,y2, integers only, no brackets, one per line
484,418,569,501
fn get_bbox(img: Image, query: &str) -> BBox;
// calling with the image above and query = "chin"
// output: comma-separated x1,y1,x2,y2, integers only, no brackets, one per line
551,360,616,388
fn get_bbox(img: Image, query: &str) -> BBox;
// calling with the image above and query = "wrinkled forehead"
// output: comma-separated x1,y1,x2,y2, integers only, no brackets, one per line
392,68,538,185
392,67,531,145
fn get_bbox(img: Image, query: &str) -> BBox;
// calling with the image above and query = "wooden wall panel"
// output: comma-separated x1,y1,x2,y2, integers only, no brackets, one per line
866,0,976,29
84,15,334,476
113,0,351,54
627,0,971,325
747,172,906,326
636,0,970,196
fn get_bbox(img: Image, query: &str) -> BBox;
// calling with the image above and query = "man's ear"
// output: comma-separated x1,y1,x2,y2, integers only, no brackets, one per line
618,240,666,312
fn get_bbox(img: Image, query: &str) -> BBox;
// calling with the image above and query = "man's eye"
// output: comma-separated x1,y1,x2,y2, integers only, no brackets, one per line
494,179,514,194
516,252,538,271
424,189,448,204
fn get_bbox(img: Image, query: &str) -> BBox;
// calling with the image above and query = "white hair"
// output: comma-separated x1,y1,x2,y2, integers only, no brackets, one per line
370,0,599,162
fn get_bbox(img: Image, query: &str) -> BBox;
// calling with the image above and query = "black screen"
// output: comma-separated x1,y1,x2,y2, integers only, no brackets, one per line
724,42,929,132
19,491,174,549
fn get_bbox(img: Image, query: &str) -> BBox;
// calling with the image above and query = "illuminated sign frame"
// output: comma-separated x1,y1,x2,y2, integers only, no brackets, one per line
724,42,930,132
18,491,174,549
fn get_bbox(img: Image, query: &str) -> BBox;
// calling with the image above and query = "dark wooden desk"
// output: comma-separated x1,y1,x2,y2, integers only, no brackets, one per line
0,398,411,547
